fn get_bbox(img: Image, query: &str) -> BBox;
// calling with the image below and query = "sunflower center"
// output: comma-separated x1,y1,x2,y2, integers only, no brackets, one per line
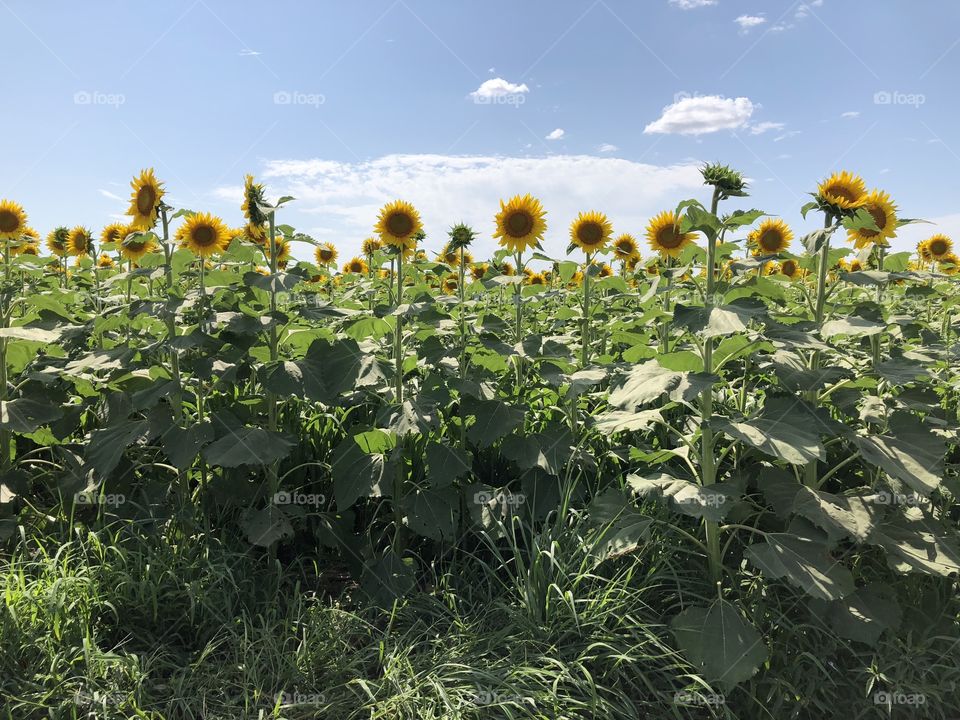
782,260,797,275
577,222,604,247
656,226,683,249
505,210,534,238
0,210,20,233
759,230,783,252
192,225,217,247
826,184,857,203
386,212,414,238
136,186,157,215
617,240,633,253
930,239,948,256
320,249,334,261
858,206,887,238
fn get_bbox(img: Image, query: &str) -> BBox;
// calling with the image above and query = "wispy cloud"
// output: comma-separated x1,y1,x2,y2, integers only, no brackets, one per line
669,0,717,8
841,111,860,119
597,143,619,153
545,128,565,141
735,15,766,33
645,95,755,135
749,121,786,135
98,189,124,202
239,49,261,57
774,130,802,142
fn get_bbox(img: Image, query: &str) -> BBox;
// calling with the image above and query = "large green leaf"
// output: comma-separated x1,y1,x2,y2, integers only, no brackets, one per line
241,506,294,547
866,508,960,577
608,360,714,410
826,583,902,646
0,398,62,433
331,436,388,510
745,533,854,600
425,442,471,487
587,487,652,565
627,473,737,522
463,398,524,448
202,427,294,467
403,487,459,541
715,414,825,465
86,421,150,476
853,413,944,496
671,600,768,687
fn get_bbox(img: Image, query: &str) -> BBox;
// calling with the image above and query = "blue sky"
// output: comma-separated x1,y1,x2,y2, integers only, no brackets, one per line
2,0,959,260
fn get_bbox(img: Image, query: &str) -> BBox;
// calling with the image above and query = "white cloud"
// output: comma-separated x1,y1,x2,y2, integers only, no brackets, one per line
735,15,766,32
795,0,824,19
774,130,802,142
669,0,717,8
99,189,123,202
598,143,619,153
749,121,785,135
644,95,755,136
221,154,706,259
469,77,529,100
841,111,860,119
545,128,565,141
239,49,261,57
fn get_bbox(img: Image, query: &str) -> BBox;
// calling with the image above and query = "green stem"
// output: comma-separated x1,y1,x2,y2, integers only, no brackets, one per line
582,252,592,366
803,212,833,488
395,249,404,403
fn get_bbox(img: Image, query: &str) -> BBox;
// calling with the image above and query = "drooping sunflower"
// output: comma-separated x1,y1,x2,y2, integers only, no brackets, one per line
12,227,39,256
19,242,39,256
924,234,954,260
917,241,933,265
570,211,613,253
0,200,27,240
625,255,640,273
441,275,459,293
597,263,613,278
645,211,697,258
46,227,69,257
817,170,867,210
941,252,959,275
361,237,381,256
499,261,515,276
100,222,128,247
242,174,269,242
469,263,489,281
493,194,547,253
67,226,93,257
847,190,898,249
126,168,165,230
178,212,230,258
612,233,640,260
315,242,338,265
120,229,157,261
748,218,794,255
375,200,423,248
98,254,115,268
343,256,369,274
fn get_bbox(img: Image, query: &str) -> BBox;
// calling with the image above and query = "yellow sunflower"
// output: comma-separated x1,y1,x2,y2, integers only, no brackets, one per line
779,258,803,280
241,174,269,241
178,212,230,258
526,271,547,286
470,263,489,281
645,211,697,258
847,190,897,249
98,254,115,268
613,233,640,260
120,229,157,261
441,275,459,293
597,263,613,278
315,242,338,265
100,222,128,247
19,242,39,256
499,261,515,276
0,200,27,240
817,170,867,210
269,238,292,267
362,237,382,256
493,194,547,253
343,256,369,274
375,200,423,248
924,234,953,260
940,252,959,275
570,211,613,253
126,168,165,230
67,226,93,257
11,227,39,256
46,228,69,257
749,218,794,255
569,270,584,287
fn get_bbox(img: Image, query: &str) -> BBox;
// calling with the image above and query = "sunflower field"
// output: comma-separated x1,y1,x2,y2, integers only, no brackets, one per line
1,164,959,719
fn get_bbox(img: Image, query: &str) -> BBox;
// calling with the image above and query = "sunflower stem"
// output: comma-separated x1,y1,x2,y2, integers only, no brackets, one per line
267,212,280,501
0,240,10,473
581,252,592,367
160,207,183,427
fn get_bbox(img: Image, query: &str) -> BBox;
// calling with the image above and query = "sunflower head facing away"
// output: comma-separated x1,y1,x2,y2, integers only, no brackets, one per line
46,227,69,257
242,174,269,240
570,211,613,254
315,242,338,265
924,234,953,260
470,263,489,281
344,256,369,274
613,233,640,260
499,261,515,276
376,200,423,248
701,162,748,199
67,226,93,257
646,210,697,258
847,190,898,249
178,212,230,258
941,252,959,275
817,171,867,211
361,237,382,256
120,229,157,261
126,168,165,230
447,222,477,251
0,200,27,240
494,194,547,254
749,218,794,255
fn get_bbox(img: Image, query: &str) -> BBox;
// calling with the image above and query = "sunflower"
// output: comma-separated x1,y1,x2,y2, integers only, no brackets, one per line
315,242,338,265
597,263,613,278
941,252,959,275
441,275,459,293
100,222,128,247
749,218,793,255
19,243,39,256
613,233,640,260
343,256,369,274
847,190,897,249
375,200,422,248
269,238,292,267
242,174,269,241
924,234,953,260
11,227,39,256
499,261,515,276
67,226,93,257
645,211,696,258
569,270,584,287
126,168,165,230
779,258,803,280
526,271,547,286
817,170,867,210
470,263,489,281
625,256,640,273
98,254,115,268
178,212,230,257
522,267,535,279
362,237,382,256
46,227,69,257
120,229,157,261
493,194,547,253
0,200,27,240
570,211,613,253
